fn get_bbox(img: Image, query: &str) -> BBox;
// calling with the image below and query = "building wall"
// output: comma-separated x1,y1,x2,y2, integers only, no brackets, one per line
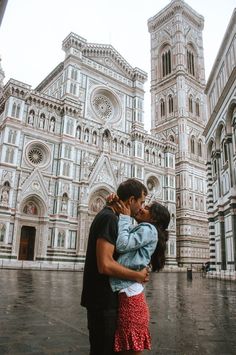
204,9,236,272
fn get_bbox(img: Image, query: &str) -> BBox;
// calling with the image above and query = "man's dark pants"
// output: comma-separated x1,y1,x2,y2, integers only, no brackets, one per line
87,308,118,355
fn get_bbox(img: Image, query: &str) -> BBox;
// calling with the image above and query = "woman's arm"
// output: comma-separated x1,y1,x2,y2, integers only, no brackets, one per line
116,214,157,253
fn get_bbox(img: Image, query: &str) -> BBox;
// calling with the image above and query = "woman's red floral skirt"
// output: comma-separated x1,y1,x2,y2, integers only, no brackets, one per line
114,292,151,352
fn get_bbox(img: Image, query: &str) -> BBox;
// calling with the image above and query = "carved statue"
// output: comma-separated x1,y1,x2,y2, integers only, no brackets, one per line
1,189,9,205
49,119,55,132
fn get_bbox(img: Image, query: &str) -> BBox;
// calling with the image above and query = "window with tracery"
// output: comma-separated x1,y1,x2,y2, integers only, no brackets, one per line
162,49,172,77
187,49,195,76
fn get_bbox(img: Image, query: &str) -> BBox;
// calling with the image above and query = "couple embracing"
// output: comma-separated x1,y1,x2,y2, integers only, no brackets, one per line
81,178,170,355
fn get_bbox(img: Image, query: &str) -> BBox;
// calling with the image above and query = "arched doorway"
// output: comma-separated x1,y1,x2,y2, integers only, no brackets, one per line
19,226,36,260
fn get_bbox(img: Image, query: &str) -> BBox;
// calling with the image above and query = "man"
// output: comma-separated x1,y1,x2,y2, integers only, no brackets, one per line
81,179,149,355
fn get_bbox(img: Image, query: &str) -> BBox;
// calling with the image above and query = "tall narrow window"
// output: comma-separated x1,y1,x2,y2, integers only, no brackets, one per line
84,128,89,143
16,104,21,118
92,131,97,145
113,138,118,152
168,95,173,114
0,224,6,242
76,126,81,139
11,103,17,117
190,136,195,154
145,149,150,162
160,99,165,117
5,148,14,163
196,100,200,117
120,141,124,154
162,49,172,77
152,151,156,164
223,142,228,163
198,140,202,157
57,232,65,248
187,49,195,76
189,96,193,113
127,143,131,156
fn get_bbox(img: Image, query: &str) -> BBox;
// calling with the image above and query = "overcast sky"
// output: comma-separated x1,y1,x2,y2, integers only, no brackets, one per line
0,0,235,129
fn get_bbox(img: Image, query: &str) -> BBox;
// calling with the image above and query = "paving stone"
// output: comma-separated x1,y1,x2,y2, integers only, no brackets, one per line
0,269,236,354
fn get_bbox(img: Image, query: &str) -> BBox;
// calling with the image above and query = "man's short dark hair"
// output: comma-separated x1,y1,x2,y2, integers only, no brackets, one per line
117,178,147,201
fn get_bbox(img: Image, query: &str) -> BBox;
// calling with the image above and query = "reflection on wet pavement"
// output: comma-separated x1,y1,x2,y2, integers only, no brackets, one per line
0,270,235,354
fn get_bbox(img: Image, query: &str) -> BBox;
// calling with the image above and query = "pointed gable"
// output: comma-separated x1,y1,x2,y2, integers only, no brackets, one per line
89,154,117,189
20,168,49,204
82,44,134,78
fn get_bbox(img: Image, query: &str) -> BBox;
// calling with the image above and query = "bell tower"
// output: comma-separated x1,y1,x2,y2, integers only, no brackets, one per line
148,0,209,266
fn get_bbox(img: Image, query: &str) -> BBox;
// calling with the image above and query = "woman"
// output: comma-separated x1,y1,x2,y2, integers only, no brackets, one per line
109,198,170,354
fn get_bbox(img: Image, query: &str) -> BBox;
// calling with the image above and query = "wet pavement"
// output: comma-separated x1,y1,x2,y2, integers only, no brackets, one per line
0,270,236,355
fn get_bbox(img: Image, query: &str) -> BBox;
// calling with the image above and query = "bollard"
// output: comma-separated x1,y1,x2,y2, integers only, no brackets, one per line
187,267,192,281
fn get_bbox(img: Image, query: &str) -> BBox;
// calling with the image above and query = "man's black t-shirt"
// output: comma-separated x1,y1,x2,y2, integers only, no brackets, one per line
80,206,118,310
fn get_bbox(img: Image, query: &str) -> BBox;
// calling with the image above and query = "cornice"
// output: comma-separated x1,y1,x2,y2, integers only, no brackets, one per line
35,62,64,92
203,67,236,137
62,32,87,51
2,79,31,100
205,9,236,92
148,0,204,33
25,91,63,112
82,43,147,82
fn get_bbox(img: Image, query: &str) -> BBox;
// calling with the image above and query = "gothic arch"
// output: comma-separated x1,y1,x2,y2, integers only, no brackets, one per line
225,100,236,134
88,187,111,214
159,42,172,78
215,122,225,150
20,195,47,217
207,139,215,161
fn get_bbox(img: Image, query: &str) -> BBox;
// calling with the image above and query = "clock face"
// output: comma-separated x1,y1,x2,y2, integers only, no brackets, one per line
90,86,122,124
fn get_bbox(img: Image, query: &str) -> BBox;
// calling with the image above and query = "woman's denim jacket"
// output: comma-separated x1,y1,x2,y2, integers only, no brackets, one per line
110,214,158,292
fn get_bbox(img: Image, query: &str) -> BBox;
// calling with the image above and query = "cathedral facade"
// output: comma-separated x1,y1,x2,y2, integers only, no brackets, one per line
0,0,213,269
0,33,177,267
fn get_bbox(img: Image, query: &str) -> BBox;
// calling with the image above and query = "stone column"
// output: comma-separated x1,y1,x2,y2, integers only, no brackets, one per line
219,212,226,270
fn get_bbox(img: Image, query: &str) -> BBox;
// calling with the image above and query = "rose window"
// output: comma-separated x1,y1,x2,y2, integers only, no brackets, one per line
92,95,113,120
90,87,121,123
25,141,51,168
147,176,160,193
28,148,43,165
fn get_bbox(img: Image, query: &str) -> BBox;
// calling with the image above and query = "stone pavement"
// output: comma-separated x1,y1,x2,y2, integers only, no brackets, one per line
0,269,236,355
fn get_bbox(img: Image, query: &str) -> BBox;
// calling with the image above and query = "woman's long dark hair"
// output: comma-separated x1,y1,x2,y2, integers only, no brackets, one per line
149,202,170,272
